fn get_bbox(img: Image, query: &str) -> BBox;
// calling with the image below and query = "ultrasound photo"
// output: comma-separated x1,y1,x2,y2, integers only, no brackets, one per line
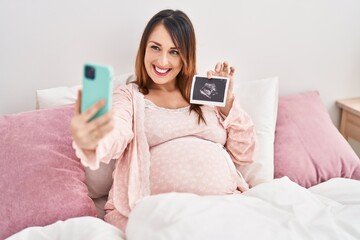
190,75,229,107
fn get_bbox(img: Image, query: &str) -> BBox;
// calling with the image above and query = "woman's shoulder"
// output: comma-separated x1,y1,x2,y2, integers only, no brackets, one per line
114,82,140,94
113,83,144,104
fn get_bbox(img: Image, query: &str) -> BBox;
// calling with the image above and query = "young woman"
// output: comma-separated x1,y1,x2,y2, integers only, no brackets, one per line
71,9,256,231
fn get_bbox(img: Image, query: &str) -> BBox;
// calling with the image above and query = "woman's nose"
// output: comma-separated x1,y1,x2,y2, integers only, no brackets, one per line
158,52,169,66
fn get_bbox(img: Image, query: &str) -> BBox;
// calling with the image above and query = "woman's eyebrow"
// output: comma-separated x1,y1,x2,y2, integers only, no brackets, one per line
149,40,161,46
148,40,178,50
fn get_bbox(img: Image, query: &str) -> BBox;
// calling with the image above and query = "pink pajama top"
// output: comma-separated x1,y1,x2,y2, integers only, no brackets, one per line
73,83,256,231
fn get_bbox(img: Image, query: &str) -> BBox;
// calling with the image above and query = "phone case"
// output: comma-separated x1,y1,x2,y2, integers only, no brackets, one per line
81,63,113,120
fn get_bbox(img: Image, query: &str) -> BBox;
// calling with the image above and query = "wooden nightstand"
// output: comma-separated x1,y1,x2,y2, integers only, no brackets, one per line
336,97,360,142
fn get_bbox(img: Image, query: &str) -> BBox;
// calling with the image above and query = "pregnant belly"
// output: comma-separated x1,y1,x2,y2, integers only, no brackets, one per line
149,137,239,195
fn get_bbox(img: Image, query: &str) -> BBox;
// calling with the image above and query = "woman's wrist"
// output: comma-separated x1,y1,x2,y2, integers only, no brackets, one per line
218,94,234,117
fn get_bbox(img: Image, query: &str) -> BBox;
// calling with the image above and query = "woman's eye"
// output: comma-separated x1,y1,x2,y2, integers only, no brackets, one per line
150,45,160,51
170,50,179,56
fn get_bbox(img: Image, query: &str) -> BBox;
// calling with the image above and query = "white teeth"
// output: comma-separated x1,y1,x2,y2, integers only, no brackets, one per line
155,66,168,74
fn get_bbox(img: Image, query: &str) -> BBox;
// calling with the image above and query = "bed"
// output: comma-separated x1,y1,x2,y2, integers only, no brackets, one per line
1,74,360,240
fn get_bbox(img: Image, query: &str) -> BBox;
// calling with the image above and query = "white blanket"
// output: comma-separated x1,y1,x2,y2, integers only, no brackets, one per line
127,177,360,240
7,216,125,240
8,177,360,240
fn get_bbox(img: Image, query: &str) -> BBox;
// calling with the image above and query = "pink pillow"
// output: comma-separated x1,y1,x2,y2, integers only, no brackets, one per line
0,105,96,239
274,91,360,187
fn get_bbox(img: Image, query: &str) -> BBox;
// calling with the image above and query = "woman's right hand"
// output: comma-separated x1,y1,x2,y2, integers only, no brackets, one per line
71,90,114,151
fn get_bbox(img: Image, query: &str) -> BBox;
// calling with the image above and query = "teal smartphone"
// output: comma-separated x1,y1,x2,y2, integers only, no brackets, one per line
81,63,113,121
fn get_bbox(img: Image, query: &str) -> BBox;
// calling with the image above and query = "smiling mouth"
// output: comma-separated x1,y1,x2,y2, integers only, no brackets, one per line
153,65,171,75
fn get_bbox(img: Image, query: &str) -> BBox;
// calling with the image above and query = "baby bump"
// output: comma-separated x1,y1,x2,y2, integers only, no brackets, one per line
149,137,238,195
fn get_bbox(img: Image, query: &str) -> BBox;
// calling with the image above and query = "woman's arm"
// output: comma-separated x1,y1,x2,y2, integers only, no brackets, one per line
71,85,135,170
216,98,256,165
207,61,256,164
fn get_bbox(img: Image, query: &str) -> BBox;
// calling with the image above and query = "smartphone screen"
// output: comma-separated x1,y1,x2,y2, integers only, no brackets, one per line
81,63,113,120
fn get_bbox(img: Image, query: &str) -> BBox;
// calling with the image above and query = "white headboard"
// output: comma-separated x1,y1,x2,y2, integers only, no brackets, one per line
1,0,360,129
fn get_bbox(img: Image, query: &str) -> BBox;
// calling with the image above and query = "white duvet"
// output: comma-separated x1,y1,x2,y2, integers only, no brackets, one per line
8,177,360,240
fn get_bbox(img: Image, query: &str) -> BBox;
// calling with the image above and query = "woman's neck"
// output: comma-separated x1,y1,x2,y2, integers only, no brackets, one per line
145,83,189,109
149,81,177,92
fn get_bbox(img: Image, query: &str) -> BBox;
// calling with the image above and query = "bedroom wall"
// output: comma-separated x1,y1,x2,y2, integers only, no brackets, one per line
1,0,360,152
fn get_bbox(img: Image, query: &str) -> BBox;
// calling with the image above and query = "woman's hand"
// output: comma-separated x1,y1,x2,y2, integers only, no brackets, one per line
207,61,235,116
71,90,114,151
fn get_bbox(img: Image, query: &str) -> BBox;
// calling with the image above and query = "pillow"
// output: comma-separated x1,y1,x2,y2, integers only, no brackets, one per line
36,72,135,199
234,77,279,187
36,85,81,109
0,105,97,239
36,72,135,109
274,91,360,188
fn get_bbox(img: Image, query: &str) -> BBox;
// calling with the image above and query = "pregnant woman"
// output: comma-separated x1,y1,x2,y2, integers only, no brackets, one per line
70,9,256,231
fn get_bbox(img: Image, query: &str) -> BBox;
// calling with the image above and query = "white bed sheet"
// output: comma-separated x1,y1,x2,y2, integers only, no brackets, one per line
8,177,360,240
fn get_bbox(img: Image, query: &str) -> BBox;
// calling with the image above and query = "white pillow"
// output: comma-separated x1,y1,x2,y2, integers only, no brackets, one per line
36,74,279,192
235,77,279,187
36,72,135,109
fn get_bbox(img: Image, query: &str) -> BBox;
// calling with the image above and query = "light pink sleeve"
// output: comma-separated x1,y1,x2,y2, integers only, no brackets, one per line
216,98,256,165
73,85,134,170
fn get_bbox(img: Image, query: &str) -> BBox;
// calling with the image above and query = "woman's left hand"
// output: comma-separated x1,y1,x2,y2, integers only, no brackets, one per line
207,61,235,116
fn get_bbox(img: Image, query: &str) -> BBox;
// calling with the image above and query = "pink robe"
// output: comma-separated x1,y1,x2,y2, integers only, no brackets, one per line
73,83,256,231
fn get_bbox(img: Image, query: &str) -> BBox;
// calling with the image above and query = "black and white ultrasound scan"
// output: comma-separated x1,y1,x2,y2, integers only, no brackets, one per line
190,75,229,107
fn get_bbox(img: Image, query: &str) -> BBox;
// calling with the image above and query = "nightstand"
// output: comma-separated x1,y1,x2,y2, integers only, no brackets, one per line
336,97,360,142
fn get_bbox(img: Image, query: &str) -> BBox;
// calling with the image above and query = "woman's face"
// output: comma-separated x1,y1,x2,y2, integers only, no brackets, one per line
144,23,183,88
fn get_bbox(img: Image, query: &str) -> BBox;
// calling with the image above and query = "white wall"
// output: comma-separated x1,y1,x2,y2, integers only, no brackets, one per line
1,0,360,130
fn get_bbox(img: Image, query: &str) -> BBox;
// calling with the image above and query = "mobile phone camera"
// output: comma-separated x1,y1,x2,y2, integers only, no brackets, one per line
85,65,95,79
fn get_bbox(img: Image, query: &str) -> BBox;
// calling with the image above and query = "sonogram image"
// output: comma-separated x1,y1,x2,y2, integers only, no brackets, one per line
200,82,218,99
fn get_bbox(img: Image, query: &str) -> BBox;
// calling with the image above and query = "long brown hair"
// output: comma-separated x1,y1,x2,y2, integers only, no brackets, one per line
135,9,205,124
